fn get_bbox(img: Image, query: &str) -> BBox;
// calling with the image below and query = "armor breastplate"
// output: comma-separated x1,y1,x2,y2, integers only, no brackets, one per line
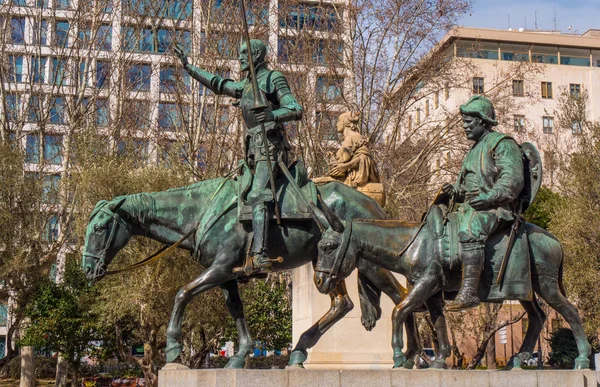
240,79,281,133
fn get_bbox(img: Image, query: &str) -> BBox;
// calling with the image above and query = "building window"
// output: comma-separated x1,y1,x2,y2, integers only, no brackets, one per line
541,82,553,99
444,83,449,100
49,97,66,125
126,64,151,91
96,61,110,89
521,318,529,337
31,56,48,84
26,134,40,163
512,80,524,97
96,99,109,127
543,116,554,134
5,94,19,122
416,108,421,125
425,100,430,117
27,95,43,122
0,304,7,327
514,115,525,132
158,103,189,131
51,57,67,86
55,21,70,47
315,111,338,141
316,76,344,102
434,92,439,109
44,134,64,164
55,0,70,9
160,66,190,93
10,18,25,44
96,25,112,50
44,214,60,242
569,83,581,99
572,120,582,134
279,3,338,32
42,174,60,204
7,55,23,83
472,77,484,94
33,20,49,46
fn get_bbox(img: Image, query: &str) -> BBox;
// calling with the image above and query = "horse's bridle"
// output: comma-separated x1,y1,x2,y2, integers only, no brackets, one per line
315,221,355,280
83,208,129,276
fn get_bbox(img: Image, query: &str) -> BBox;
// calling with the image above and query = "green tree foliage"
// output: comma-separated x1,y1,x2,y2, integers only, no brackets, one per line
523,186,562,230
548,88,600,335
20,257,112,386
547,328,600,369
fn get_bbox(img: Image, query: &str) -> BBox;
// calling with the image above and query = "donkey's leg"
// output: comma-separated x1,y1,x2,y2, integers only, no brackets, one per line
508,299,546,369
220,279,253,369
358,266,421,364
288,279,354,368
538,278,592,369
391,278,439,369
425,291,450,369
166,266,233,363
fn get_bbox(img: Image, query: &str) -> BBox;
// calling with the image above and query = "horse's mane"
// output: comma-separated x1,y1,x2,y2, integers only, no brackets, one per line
166,177,222,192
354,218,422,228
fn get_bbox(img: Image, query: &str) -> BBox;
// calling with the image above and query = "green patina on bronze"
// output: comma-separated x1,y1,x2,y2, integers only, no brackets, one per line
82,176,422,368
314,96,592,370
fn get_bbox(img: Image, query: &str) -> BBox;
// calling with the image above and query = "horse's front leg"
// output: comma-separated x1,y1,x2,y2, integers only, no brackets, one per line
391,278,439,369
166,266,233,363
288,279,354,368
220,279,253,369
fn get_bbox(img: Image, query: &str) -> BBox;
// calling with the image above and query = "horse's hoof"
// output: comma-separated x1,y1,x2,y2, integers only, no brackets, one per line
402,359,415,369
361,315,377,331
289,349,308,367
393,353,408,369
225,355,246,369
431,359,447,369
574,356,590,370
165,342,183,364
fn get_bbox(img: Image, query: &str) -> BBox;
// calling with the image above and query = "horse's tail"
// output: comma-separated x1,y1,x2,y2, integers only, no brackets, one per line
558,245,567,297
357,272,382,331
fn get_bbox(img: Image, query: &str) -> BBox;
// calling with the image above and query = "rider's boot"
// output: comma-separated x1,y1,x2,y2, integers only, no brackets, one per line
446,243,484,311
233,203,272,275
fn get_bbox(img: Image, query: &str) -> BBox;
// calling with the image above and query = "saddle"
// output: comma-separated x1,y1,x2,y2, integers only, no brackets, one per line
236,159,317,222
426,205,533,302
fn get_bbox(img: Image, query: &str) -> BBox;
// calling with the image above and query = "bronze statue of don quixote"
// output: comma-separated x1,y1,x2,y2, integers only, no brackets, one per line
81,0,592,373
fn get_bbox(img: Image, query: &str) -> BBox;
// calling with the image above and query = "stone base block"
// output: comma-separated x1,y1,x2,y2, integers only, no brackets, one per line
158,368,600,387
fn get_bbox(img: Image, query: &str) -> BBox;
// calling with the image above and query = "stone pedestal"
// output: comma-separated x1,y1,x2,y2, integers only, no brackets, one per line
292,263,403,369
158,369,600,387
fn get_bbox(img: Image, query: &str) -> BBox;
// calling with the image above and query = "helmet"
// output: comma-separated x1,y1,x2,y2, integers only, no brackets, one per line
459,96,498,126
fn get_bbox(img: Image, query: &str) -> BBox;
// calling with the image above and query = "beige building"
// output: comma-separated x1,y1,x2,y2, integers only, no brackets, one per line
400,27,600,187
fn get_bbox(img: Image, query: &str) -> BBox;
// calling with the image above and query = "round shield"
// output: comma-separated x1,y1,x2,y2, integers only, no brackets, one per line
521,142,543,212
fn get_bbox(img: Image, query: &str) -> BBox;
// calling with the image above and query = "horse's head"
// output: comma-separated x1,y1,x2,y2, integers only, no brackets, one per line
82,197,131,282
314,217,357,295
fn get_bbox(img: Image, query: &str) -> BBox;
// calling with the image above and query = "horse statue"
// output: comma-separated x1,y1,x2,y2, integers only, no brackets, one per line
313,207,593,370
82,174,421,368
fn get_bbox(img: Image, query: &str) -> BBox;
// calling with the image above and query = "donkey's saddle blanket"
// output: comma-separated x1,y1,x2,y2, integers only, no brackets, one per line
236,160,317,222
427,205,533,302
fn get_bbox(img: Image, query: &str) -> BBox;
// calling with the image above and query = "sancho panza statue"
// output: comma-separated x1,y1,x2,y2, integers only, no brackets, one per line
174,40,303,274
440,96,524,311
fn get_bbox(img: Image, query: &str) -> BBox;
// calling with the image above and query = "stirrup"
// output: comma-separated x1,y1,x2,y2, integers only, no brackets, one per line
232,255,283,276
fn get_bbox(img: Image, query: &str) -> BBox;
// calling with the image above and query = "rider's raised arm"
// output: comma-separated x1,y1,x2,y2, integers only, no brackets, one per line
488,139,525,205
269,71,303,123
185,64,244,99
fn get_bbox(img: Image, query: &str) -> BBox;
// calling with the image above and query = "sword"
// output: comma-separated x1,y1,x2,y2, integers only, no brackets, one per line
496,215,523,289
239,0,281,224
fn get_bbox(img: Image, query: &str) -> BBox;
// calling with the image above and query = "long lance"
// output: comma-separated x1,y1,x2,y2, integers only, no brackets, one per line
239,0,281,224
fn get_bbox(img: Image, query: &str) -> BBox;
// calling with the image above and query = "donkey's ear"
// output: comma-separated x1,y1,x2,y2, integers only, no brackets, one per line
108,197,126,213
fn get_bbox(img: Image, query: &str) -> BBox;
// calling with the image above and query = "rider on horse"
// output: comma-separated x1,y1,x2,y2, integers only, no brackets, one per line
441,96,525,311
174,39,303,274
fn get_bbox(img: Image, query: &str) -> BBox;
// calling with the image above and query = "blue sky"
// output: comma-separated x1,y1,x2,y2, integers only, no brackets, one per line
458,0,599,34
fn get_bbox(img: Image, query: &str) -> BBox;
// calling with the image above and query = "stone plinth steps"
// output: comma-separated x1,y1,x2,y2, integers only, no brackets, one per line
158,366,600,387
